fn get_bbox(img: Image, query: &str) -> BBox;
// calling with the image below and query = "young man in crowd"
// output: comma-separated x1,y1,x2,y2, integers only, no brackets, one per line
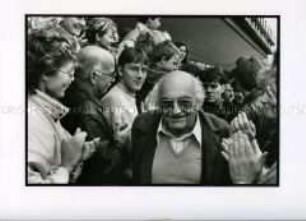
101,47,149,182
199,67,228,121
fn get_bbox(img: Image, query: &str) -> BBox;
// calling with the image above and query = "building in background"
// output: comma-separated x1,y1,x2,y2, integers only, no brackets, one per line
113,16,278,70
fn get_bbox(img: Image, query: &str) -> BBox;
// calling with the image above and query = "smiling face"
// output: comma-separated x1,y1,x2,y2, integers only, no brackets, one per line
120,63,148,93
178,45,187,61
41,61,75,99
160,72,198,136
97,26,119,49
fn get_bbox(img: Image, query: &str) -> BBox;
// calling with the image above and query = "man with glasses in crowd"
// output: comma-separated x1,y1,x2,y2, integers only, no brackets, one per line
61,45,123,185
132,71,231,185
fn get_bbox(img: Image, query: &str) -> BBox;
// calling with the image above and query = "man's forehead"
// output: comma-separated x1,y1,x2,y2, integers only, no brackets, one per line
99,60,115,72
161,79,195,99
125,62,148,67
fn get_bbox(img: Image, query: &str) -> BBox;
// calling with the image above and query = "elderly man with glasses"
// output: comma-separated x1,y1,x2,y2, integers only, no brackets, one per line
132,70,232,185
61,45,123,185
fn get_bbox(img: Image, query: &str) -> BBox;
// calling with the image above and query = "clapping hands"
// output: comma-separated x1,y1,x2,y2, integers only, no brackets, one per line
222,112,268,184
221,132,268,184
230,112,256,139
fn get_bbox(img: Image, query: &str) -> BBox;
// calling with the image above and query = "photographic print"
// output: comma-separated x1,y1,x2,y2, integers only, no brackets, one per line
26,15,279,186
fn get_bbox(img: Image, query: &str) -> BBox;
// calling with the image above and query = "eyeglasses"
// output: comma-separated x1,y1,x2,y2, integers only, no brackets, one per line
94,68,116,77
203,83,220,89
58,69,75,79
161,98,194,114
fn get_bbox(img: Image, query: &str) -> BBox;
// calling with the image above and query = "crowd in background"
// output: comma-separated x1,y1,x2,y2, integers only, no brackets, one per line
27,16,278,185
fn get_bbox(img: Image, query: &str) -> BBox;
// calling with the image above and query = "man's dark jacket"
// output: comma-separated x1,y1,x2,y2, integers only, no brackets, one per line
132,110,232,185
62,81,123,185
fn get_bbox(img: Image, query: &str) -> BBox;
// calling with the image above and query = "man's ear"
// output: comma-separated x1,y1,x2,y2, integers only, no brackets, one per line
220,84,225,93
117,66,123,77
95,34,101,44
89,70,97,85
161,56,168,64
41,74,49,83
155,58,166,69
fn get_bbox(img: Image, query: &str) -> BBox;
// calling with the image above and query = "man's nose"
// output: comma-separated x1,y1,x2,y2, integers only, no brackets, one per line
70,75,75,83
136,68,145,78
172,101,182,114
206,86,213,92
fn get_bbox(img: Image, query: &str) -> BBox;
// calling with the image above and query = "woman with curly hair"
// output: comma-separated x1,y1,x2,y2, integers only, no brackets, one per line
27,26,98,184
85,17,119,56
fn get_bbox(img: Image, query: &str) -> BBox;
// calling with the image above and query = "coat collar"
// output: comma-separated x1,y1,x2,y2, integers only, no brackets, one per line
30,90,69,121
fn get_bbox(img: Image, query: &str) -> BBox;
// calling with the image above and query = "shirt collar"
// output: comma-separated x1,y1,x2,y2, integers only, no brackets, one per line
157,114,202,146
31,90,69,121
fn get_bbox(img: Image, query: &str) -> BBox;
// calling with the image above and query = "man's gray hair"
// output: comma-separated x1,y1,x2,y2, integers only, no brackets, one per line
144,71,205,111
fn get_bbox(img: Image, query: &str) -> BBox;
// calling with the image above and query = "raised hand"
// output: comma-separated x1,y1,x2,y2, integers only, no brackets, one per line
82,137,100,161
230,112,256,139
221,132,268,184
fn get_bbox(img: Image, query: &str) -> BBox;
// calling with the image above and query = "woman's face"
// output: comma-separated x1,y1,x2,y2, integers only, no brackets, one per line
97,26,119,49
42,61,75,99
179,45,187,61
63,18,85,37
159,53,181,72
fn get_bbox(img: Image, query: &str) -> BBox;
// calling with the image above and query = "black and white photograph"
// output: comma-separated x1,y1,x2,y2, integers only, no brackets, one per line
26,15,279,186
1,0,306,219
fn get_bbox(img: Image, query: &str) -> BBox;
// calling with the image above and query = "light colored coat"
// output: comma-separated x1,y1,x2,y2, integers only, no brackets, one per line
28,90,71,184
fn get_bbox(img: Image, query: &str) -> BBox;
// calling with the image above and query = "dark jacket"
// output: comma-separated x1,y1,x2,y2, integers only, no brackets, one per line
132,110,232,185
136,66,169,109
62,81,124,185
203,101,240,123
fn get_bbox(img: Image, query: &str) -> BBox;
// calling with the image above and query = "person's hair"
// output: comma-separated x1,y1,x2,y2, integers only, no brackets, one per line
233,56,265,91
134,33,155,57
86,18,117,45
174,41,189,64
150,71,205,111
198,66,224,84
137,16,159,24
27,26,77,94
150,40,180,65
59,17,85,36
118,47,149,67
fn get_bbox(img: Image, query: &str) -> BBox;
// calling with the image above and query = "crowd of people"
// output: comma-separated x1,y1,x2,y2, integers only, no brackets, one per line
27,16,278,185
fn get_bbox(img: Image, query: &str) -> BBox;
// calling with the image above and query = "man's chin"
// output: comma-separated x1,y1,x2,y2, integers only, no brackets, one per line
206,97,216,103
167,119,186,130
